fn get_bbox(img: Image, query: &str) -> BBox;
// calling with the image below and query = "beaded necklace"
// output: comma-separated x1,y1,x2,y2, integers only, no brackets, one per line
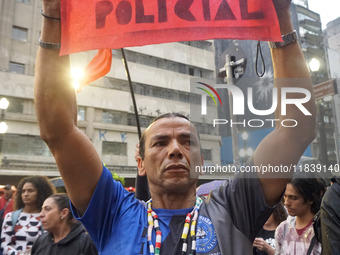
146,196,203,255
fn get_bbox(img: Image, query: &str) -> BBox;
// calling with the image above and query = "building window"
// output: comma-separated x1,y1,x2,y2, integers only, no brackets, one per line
179,93,189,103
5,96,24,113
113,49,213,79
9,62,25,74
77,107,85,121
2,134,52,156
140,116,154,127
102,141,127,156
127,114,153,128
202,149,212,161
16,0,30,3
102,110,126,125
194,123,217,136
12,26,28,41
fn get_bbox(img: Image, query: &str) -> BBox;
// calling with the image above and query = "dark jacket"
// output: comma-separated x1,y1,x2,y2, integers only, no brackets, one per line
320,179,340,255
31,221,98,255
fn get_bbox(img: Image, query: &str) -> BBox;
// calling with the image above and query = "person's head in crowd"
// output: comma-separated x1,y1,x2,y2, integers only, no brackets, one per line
32,193,98,255
252,202,287,254
271,200,288,225
15,176,55,211
284,172,326,216
40,193,73,232
3,184,13,200
330,176,338,185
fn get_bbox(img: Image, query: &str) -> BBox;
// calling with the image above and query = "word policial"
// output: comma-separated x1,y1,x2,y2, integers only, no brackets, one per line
95,0,265,28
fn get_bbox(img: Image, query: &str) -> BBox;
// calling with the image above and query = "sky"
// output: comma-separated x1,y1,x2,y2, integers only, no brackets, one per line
308,0,340,29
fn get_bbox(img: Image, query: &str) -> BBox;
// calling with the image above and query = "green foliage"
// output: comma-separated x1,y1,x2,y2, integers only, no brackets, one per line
103,163,125,186
111,171,125,186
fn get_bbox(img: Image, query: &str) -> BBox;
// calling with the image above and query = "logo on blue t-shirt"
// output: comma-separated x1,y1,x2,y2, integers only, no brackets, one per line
196,215,217,253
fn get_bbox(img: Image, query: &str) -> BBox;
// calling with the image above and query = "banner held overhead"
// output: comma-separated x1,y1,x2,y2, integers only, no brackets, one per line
60,0,283,55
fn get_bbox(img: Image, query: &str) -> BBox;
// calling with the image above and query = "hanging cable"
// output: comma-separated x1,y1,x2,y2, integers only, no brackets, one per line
121,49,142,138
255,41,266,77
121,48,150,201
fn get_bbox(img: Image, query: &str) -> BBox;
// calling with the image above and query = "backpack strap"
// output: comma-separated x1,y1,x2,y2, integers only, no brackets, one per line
10,209,44,234
11,209,23,231
0,199,11,220
3,198,11,211
307,235,317,255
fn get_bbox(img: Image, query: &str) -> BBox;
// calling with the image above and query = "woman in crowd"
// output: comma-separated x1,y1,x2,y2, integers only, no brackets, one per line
31,194,98,255
253,202,287,255
275,172,326,255
1,176,55,255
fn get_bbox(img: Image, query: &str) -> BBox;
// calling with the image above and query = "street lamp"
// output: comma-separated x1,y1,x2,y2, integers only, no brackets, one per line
0,97,9,167
239,132,249,164
239,147,253,164
309,58,320,73
246,148,254,157
308,58,331,166
0,122,7,134
0,98,9,134
239,148,246,158
241,131,248,141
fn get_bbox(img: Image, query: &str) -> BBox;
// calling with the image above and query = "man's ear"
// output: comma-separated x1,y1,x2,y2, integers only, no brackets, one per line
137,157,146,176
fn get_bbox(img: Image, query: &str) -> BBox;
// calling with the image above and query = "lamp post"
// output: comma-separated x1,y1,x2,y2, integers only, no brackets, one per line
309,58,320,73
308,58,330,166
239,132,253,165
219,44,246,167
0,97,9,167
241,131,248,148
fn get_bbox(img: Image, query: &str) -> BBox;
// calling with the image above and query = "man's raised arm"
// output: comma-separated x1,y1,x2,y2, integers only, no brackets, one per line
34,0,102,215
254,0,316,205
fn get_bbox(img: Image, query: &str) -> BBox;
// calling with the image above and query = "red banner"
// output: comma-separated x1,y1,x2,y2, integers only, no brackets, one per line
60,0,282,55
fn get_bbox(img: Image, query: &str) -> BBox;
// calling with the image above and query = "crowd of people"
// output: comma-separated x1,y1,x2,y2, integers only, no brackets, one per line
251,172,327,255
195,172,331,255
1,173,339,254
0,178,98,255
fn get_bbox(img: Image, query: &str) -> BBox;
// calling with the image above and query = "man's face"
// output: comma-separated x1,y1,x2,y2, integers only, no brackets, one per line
138,117,203,194
284,183,312,217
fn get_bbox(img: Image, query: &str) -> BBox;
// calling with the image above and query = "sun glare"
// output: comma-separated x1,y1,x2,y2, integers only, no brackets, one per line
71,68,84,91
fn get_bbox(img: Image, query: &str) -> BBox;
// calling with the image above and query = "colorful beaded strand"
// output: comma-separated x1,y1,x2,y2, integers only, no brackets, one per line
146,196,203,255
147,204,155,254
148,202,162,255
181,213,192,254
189,209,199,255
189,197,202,255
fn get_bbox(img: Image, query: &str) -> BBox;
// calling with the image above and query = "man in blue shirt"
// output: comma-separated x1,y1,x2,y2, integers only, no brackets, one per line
34,0,316,254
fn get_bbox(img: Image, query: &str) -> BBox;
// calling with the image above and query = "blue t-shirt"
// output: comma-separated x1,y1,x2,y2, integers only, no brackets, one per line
72,166,272,255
